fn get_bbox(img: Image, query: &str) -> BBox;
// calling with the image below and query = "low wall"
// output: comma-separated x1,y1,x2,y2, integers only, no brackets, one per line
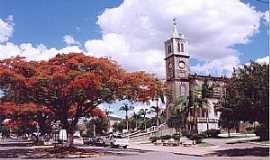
129,127,176,142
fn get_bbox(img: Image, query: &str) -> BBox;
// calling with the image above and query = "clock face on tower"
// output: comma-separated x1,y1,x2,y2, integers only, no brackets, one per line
178,61,185,69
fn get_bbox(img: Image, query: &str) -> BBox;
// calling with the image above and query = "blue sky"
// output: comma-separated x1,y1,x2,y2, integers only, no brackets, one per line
0,0,268,65
236,0,268,62
0,0,122,47
0,0,268,117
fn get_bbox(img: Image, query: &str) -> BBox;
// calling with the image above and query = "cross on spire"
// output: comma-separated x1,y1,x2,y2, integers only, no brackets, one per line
173,18,177,26
172,18,180,38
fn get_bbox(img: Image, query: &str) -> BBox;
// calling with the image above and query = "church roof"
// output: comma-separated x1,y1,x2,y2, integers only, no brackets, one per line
189,74,229,82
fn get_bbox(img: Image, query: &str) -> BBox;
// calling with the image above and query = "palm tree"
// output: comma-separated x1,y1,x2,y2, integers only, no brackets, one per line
168,96,188,145
190,80,211,134
119,103,134,132
150,106,161,126
132,112,140,130
105,106,113,133
153,79,165,126
201,80,211,134
139,108,148,131
189,82,203,133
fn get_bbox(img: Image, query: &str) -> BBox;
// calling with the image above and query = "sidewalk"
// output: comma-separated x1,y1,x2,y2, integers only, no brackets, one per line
128,142,217,156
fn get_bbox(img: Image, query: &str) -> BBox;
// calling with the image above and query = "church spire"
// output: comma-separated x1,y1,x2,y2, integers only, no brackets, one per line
172,18,179,38
172,18,184,39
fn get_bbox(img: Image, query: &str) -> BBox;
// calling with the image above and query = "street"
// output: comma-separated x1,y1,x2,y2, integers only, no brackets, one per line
0,139,268,160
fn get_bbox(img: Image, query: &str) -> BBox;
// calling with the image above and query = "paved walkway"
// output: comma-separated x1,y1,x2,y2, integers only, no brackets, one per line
128,139,269,159
129,143,213,156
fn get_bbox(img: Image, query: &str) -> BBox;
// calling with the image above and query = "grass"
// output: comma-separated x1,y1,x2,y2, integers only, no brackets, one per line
250,140,270,145
197,142,214,147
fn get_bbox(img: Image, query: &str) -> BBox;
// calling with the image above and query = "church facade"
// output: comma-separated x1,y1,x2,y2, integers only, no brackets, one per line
164,20,228,133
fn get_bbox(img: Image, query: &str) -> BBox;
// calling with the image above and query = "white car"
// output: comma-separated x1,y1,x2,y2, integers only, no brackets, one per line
73,136,84,145
107,134,129,148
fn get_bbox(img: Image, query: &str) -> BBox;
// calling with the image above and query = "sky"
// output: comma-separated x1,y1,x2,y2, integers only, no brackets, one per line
0,0,269,117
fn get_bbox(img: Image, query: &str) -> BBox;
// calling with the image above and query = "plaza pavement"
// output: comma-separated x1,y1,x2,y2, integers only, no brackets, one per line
0,136,268,160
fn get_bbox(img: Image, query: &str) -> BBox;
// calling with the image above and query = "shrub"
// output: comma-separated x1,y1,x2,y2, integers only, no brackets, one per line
149,136,160,143
160,135,172,140
255,125,269,141
172,133,181,140
188,134,204,144
202,129,220,138
245,127,255,134
181,130,189,136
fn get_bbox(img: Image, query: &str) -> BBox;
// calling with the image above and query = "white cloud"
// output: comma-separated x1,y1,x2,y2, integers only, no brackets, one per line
191,55,240,76
0,18,83,62
84,0,262,77
0,42,82,61
0,1,265,78
63,35,80,46
256,55,269,64
0,15,14,43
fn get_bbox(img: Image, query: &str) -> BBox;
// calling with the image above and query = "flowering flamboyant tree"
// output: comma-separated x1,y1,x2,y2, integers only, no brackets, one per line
0,102,53,135
0,53,162,145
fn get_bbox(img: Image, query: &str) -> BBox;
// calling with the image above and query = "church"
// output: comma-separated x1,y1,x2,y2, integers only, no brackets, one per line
164,19,228,133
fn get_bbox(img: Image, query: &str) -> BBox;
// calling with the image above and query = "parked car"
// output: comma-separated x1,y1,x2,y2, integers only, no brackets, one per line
83,137,93,145
107,134,129,148
90,136,106,146
73,136,84,145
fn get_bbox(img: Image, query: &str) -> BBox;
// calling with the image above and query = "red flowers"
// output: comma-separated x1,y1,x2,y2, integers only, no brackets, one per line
0,53,164,136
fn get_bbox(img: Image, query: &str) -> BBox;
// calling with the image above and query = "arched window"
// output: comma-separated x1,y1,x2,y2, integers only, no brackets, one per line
181,43,184,52
180,85,186,96
168,45,172,53
177,42,180,52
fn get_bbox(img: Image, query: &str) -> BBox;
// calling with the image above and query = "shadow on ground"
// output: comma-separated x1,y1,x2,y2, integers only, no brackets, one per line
206,147,269,157
0,148,35,158
0,146,152,159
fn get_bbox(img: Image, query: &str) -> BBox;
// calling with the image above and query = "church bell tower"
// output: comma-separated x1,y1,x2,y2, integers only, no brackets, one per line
165,18,190,117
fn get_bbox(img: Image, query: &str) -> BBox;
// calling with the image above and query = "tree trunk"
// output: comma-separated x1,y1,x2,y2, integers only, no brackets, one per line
144,114,147,131
228,128,231,137
178,128,181,146
107,117,110,133
194,107,198,133
206,110,209,136
156,112,159,127
93,124,96,137
67,132,74,147
156,100,159,126
126,111,129,132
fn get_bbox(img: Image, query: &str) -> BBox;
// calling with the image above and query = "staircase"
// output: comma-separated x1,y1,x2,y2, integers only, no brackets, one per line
128,124,176,142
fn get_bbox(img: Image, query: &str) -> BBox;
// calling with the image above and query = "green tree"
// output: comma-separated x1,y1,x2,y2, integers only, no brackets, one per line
104,106,113,133
139,108,148,131
189,84,202,133
149,106,161,126
119,103,134,132
112,120,126,133
168,96,188,144
152,79,165,126
218,62,269,139
201,79,211,134
132,112,141,130
85,117,109,136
